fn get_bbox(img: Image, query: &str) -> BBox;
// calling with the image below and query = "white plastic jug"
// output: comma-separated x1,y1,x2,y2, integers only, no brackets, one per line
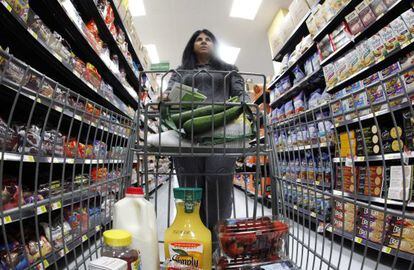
113,187,159,270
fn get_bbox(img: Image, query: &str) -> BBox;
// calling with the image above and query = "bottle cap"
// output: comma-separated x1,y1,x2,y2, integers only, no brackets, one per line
103,230,131,247
126,187,144,195
173,187,202,201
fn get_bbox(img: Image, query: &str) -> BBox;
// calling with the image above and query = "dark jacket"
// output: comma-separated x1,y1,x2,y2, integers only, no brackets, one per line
165,63,250,103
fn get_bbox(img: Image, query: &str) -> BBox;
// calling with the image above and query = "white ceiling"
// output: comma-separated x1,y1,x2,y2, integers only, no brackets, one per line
132,0,291,77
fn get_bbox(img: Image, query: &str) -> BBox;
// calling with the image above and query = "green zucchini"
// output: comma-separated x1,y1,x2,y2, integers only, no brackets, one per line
183,105,243,135
171,96,239,127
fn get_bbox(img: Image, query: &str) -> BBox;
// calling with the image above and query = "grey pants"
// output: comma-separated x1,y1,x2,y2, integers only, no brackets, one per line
173,156,236,233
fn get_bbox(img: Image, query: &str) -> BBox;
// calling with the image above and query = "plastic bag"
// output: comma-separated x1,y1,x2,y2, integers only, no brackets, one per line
293,65,305,83
293,91,305,113
308,89,322,109
284,101,294,117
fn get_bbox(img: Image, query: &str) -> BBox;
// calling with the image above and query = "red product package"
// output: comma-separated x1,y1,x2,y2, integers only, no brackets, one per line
64,139,86,158
84,63,102,90
91,167,108,180
104,4,115,25
86,20,99,38
1,177,24,211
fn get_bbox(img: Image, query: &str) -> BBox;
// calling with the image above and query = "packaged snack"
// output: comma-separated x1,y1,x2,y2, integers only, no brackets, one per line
347,50,362,75
42,129,64,156
345,11,365,36
312,52,321,71
335,57,350,82
84,63,102,90
293,91,306,113
323,63,338,88
367,0,387,17
379,25,400,54
318,35,334,60
382,0,398,7
385,235,414,254
363,72,380,86
381,62,400,78
40,220,72,249
281,76,292,92
306,15,318,37
25,236,52,263
276,106,285,120
368,33,387,61
331,22,353,50
284,100,294,117
355,0,377,27
356,40,375,68
390,17,412,47
367,84,385,104
293,65,305,83
93,140,107,158
313,5,327,30
304,57,314,75
400,51,414,69
402,69,414,90
384,76,404,100
321,1,336,22
308,89,322,109
0,116,18,152
401,9,414,37
276,81,284,95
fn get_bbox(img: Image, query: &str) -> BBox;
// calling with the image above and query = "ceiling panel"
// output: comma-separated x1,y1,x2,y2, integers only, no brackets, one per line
132,0,291,76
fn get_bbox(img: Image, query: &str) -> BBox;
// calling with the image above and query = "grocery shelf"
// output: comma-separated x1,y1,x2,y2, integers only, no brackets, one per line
334,98,413,128
332,190,414,207
327,225,414,261
276,142,332,153
32,218,110,270
270,68,323,109
74,0,141,89
269,43,317,89
285,202,329,222
333,152,414,163
0,174,126,226
270,102,330,128
1,152,126,164
319,0,410,66
1,77,131,139
0,1,133,118
312,0,360,41
327,39,414,94
282,177,332,190
272,8,313,62
37,0,138,108
319,39,353,66
108,0,142,70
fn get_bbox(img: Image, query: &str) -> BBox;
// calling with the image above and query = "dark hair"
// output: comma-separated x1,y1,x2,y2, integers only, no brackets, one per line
181,29,234,70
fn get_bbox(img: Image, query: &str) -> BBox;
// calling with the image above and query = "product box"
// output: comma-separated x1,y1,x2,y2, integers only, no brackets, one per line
345,10,365,36
387,165,413,200
289,0,311,26
355,0,377,28
367,0,387,17
390,17,412,47
401,9,414,37
368,33,387,62
379,25,400,54
268,9,289,58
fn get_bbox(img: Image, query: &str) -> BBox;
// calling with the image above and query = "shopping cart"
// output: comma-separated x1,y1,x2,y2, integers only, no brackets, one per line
134,69,290,268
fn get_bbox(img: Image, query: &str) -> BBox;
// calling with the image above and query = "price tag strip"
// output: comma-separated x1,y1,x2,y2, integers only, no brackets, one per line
36,205,47,215
51,201,62,210
82,235,88,242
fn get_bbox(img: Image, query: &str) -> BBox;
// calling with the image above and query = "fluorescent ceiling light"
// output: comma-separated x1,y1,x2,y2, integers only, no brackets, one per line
129,0,146,17
218,44,240,65
230,0,262,20
144,44,160,64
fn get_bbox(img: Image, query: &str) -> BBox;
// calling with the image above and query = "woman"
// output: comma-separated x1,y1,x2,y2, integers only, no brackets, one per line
164,29,250,236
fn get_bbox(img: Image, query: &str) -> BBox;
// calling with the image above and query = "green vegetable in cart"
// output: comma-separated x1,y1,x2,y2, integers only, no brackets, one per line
170,96,239,127
183,105,243,135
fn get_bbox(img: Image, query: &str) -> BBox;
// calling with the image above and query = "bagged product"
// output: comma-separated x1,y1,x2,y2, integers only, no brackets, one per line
293,91,306,113
308,89,322,109
304,57,314,75
390,17,412,47
293,65,306,83
312,52,321,71
306,15,318,37
381,62,400,78
345,11,365,36
284,100,294,117
401,9,414,37
277,105,285,120
355,0,377,28
318,35,334,60
281,76,292,92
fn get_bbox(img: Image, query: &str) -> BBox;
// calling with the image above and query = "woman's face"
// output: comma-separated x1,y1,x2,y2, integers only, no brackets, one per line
193,32,214,58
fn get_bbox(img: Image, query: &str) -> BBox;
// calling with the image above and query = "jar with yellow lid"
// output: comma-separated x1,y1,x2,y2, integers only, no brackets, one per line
101,229,141,270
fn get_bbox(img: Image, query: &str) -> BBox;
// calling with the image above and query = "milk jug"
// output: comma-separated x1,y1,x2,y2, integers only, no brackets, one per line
113,187,159,270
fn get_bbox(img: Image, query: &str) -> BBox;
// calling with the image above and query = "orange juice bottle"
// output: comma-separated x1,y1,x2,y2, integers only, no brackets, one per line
164,188,212,269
